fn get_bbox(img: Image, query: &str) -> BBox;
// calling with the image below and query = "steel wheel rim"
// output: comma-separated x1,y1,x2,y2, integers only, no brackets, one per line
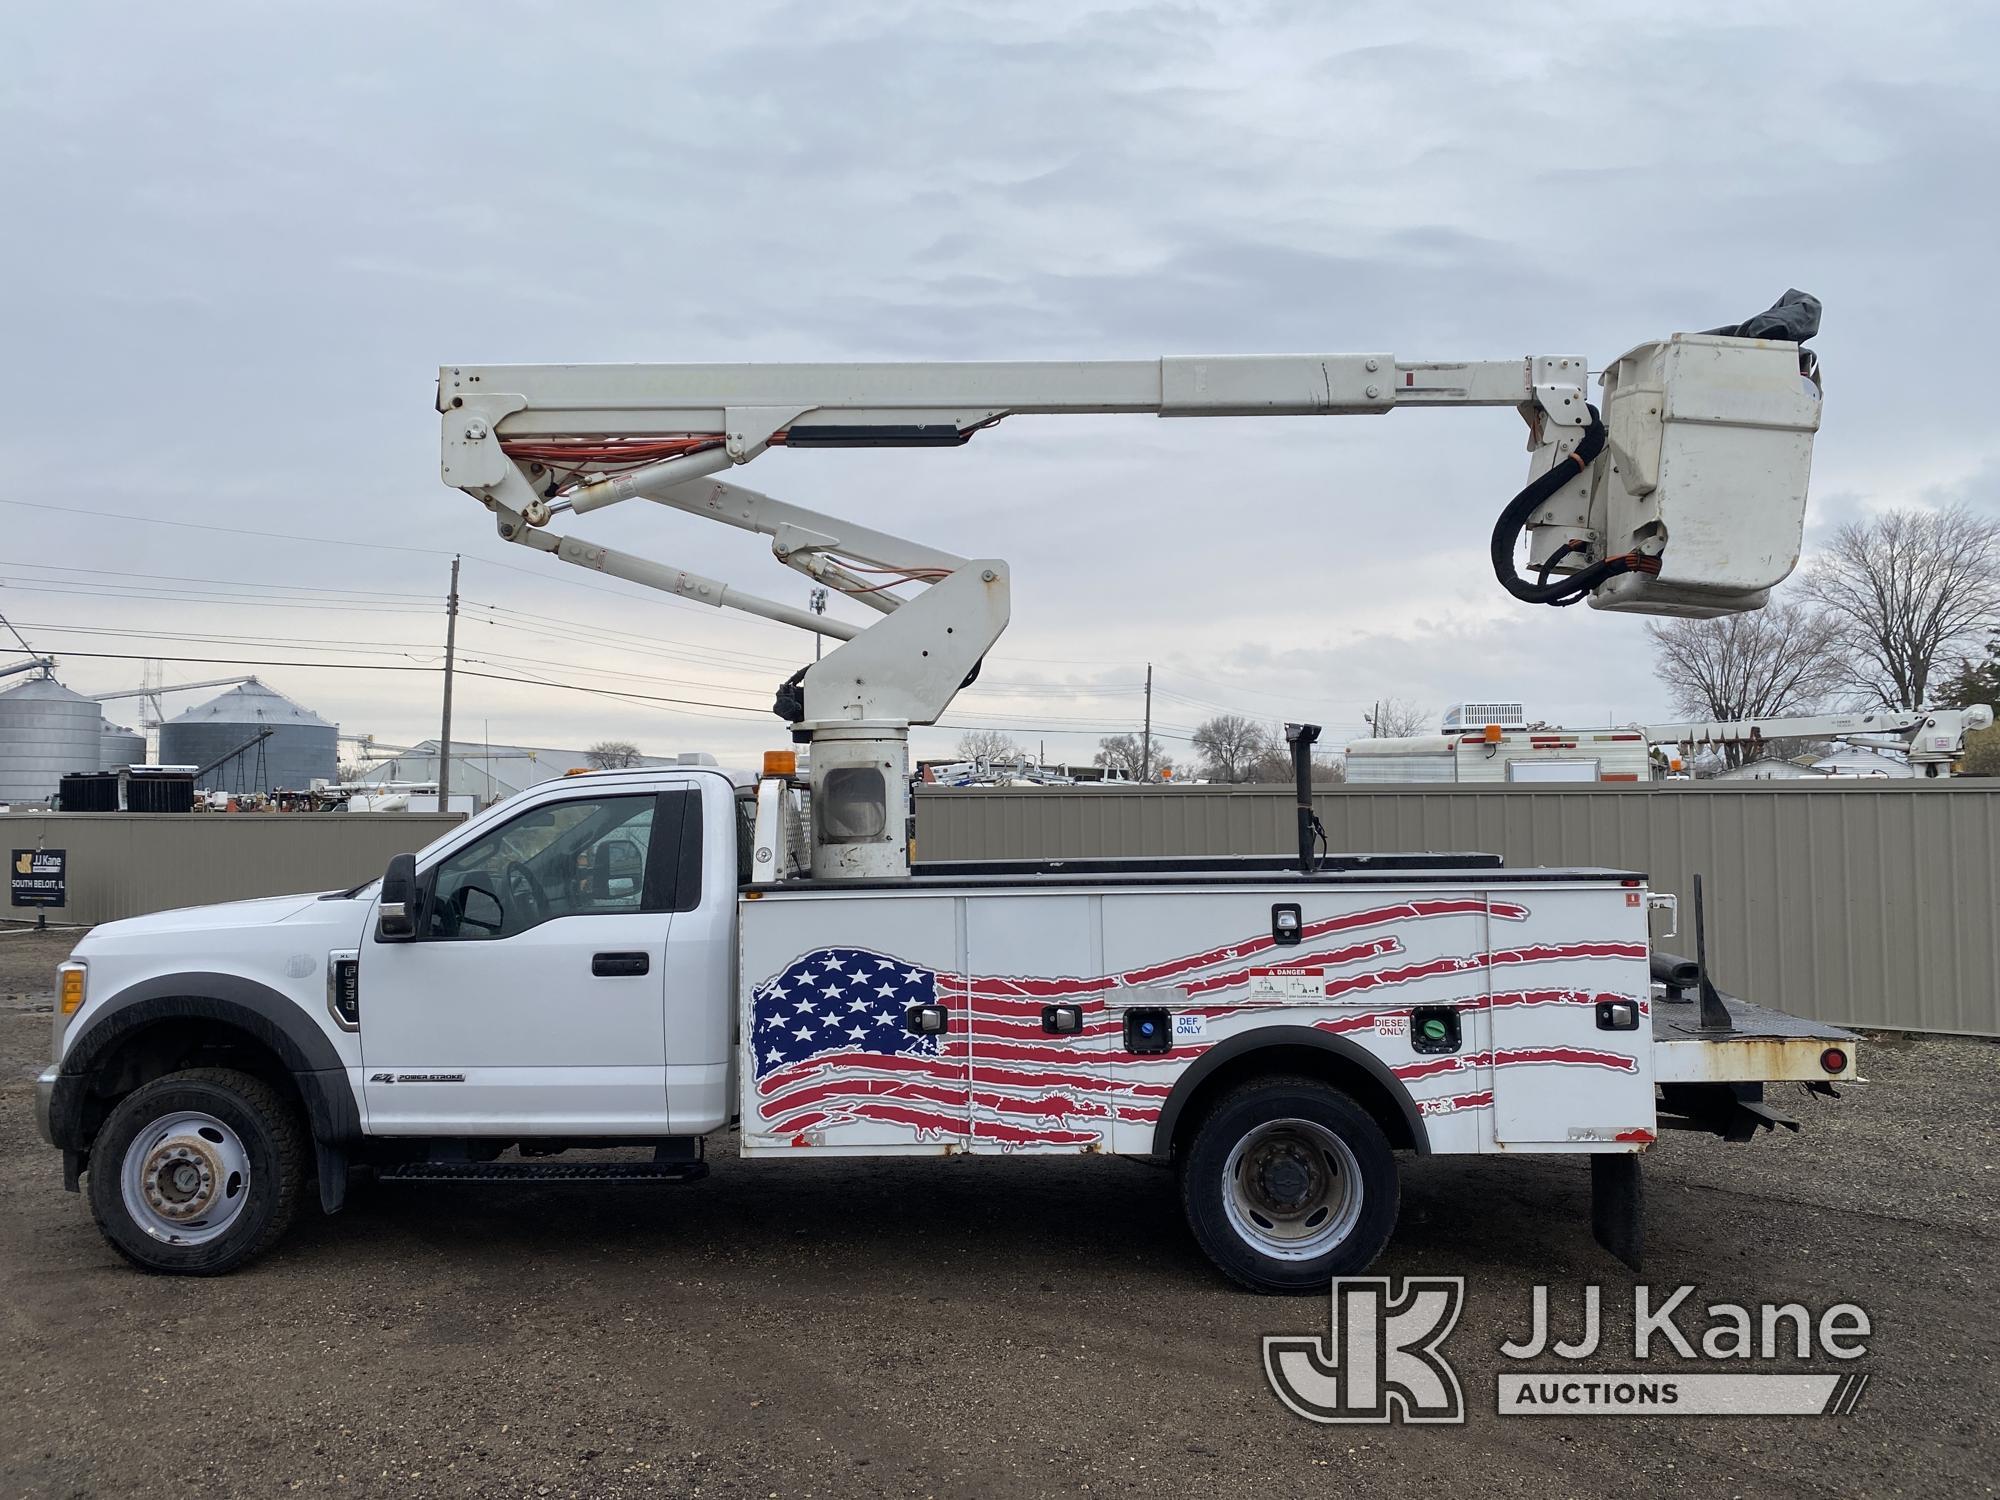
120,1111,253,1246
1221,1116,1363,1260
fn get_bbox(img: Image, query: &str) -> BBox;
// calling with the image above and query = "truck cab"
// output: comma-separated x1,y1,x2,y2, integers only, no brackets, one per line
40,766,746,1272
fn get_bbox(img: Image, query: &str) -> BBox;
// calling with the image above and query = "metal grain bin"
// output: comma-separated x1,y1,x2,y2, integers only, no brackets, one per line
158,678,338,795
0,674,104,805
99,721,147,772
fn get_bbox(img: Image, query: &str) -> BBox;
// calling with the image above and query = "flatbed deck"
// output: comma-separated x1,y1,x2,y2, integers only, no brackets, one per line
1652,988,1858,1083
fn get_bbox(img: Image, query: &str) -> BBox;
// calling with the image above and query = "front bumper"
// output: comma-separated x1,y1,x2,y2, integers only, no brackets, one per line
35,1065,58,1146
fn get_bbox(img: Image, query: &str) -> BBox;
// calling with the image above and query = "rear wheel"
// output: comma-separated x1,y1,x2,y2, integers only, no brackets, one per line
1180,1076,1399,1292
87,1068,306,1275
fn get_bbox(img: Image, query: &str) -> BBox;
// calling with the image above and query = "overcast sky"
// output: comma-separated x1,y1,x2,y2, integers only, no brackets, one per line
4,2,1995,770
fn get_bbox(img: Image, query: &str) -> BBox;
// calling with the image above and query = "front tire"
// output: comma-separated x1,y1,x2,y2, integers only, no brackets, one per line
87,1067,307,1275
1180,1076,1399,1292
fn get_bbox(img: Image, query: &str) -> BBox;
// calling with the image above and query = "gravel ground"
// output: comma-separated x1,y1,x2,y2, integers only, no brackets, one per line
1,925,1994,1499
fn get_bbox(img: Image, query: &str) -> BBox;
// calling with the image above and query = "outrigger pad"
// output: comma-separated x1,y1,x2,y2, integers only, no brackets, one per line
1591,1154,1644,1272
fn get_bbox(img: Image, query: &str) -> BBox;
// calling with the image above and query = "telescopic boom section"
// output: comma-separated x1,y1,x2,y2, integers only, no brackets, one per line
1645,705,1994,777
437,311,1821,877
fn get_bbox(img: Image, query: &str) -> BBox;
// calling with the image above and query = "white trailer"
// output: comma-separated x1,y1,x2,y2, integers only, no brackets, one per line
1347,704,1996,782
37,295,1860,1290
1346,728,1654,784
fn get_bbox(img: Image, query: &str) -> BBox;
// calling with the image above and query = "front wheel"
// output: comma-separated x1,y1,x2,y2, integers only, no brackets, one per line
87,1068,307,1275
1179,1077,1399,1292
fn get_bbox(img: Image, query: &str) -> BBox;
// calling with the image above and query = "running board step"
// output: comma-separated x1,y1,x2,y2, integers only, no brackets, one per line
378,1160,709,1185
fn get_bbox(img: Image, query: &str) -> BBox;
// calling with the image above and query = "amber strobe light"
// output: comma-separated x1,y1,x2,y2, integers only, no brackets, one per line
763,749,798,777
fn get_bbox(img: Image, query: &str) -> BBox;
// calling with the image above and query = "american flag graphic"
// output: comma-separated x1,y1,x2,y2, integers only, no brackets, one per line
749,898,1648,1151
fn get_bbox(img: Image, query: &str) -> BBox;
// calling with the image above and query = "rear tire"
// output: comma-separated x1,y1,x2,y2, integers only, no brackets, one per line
87,1067,307,1275
1179,1076,1399,1293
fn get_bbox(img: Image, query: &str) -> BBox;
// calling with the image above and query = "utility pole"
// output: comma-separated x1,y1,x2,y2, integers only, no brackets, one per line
810,587,828,660
438,555,460,811
1142,663,1153,782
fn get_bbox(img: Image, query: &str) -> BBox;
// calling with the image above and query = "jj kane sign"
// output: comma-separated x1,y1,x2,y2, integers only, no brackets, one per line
10,848,65,909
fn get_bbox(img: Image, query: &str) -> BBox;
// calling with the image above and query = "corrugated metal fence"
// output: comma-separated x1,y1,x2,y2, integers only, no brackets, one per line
9,794,1995,1036
2,814,463,927
915,784,2000,1037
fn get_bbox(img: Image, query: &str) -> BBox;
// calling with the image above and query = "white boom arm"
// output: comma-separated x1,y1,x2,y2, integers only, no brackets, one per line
1645,705,1995,777
438,319,1822,877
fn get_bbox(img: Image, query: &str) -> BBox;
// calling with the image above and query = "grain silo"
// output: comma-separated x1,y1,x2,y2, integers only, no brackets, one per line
0,674,104,805
159,678,337,795
99,721,147,772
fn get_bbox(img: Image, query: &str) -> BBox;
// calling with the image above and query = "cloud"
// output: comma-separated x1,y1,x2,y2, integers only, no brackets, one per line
1,0,1993,768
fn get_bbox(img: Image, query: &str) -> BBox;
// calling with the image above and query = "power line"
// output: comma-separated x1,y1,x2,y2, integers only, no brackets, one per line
37,647,1205,740
10,621,443,656
460,552,814,637
0,582,435,614
462,596,807,667
0,560,438,601
5,497,1210,686
0,496,455,557
457,650,770,705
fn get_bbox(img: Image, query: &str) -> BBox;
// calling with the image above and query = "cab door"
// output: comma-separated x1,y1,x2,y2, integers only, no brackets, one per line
360,787,696,1134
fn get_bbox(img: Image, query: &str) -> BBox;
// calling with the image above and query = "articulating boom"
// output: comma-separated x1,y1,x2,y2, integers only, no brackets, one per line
1645,704,1995,778
438,297,1822,878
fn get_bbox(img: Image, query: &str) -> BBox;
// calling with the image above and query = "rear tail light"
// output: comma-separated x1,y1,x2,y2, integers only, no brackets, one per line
1820,1046,1849,1075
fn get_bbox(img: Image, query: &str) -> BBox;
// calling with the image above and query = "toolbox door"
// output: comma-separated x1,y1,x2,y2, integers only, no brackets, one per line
961,893,1108,1154
1488,885,1656,1146
739,894,969,1151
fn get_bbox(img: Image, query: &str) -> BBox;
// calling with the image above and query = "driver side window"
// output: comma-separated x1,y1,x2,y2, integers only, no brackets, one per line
424,794,659,941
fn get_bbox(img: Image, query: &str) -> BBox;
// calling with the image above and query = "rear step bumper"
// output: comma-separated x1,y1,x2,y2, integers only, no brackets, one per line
1652,990,1858,1085
378,1160,709,1185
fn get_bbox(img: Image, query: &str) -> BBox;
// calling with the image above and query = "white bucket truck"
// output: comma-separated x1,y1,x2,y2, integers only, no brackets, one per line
39,297,1857,1288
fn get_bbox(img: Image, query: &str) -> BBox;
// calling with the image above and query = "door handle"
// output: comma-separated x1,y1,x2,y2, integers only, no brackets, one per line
592,951,650,977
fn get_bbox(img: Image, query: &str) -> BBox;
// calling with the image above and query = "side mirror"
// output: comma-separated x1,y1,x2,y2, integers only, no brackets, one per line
593,838,642,898
377,853,419,942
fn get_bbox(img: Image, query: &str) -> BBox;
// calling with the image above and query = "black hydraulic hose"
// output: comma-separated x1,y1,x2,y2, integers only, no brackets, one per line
1489,406,1657,607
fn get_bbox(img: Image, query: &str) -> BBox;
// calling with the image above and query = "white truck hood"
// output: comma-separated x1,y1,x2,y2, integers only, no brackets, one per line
80,891,365,946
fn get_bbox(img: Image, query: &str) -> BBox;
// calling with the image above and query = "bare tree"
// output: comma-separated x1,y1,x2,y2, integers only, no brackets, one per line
1244,744,1296,783
1800,504,2000,709
954,729,1021,766
1192,714,1272,783
585,740,644,769
1643,601,1848,768
1364,698,1431,738
1645,604,1840,722
1094,733,1171,781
